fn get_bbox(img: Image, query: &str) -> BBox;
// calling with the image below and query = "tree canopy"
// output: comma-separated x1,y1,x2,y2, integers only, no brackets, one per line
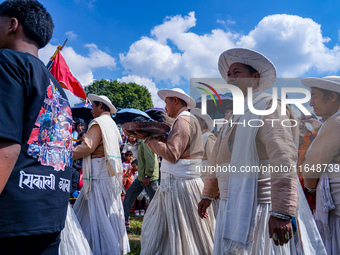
84,79,154,111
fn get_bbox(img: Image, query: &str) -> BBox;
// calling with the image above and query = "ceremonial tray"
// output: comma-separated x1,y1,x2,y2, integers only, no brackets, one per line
122,121,170,137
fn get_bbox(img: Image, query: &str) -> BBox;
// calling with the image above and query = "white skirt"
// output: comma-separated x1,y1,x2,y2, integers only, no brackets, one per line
213,200,298,255
140,175,215,255
212,197,220,219
327,212,340,254
59,204,93,255
73,158,130,255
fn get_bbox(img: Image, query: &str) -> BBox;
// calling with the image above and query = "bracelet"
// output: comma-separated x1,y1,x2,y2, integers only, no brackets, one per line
269,211,292,221
304,184,316,193
200,196,214,201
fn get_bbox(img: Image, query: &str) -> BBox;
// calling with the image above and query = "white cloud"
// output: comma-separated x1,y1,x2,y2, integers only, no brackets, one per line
119,12,340,88
237,14,339,77
120,38,182,84
117,75,165,108
217,18,236,27
74,0,96,8
65,31,78,41
120,11,236,85
39,43,116,86
151,12,197,44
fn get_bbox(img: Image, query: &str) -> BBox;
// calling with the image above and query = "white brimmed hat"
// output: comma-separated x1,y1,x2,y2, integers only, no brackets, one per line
301,76,340,94
158,88,196,109
218,48,277,91
190,108,214,132
88,94,117,114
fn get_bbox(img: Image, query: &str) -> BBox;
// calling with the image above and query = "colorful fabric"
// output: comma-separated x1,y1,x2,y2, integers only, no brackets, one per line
27,80,73,171
50,51,86,100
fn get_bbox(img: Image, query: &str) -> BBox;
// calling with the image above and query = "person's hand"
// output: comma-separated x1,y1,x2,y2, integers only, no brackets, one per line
124,130,149,140
197,199,212,219
155,135,168,143
268,216,293,246
142,177,150,186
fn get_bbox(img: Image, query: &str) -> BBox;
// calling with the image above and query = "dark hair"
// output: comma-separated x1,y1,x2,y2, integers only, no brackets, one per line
78,132,85,138
178,98,187,107
244,64,259,75
75,119,85,127
0,0,54,48
124,151,133,157
132,159,138,166
93,101,110,112
316,87,340,103
243,63,260,88
169,97,187,107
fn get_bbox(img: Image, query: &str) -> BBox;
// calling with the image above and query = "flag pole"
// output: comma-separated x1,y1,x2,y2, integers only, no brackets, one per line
46,38,68,70
60,38,68,51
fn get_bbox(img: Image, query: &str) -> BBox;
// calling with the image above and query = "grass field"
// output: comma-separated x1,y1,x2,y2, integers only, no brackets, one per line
127,214,143,255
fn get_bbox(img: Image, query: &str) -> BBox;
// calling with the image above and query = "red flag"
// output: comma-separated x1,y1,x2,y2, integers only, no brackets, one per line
50,51,87,100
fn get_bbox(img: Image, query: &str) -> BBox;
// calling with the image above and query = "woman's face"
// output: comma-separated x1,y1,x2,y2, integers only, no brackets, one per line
227,63,259,96
121,135,126,142
77,123,84,133
131,163,138,172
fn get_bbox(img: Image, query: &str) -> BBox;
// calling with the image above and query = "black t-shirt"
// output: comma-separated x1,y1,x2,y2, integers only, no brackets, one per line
0,49,73,237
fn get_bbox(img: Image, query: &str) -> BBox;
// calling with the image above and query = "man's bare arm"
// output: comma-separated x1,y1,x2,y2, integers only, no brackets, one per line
0,141,21,194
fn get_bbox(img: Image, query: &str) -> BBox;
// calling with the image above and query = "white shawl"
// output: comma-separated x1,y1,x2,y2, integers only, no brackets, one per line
223,92,272,252
82,114,123,200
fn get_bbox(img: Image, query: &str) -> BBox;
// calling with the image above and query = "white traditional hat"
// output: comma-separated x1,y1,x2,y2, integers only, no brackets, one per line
158,88,196,109
88,94,117,114
190,108,214,132
301,76,340,94
218,48,277,91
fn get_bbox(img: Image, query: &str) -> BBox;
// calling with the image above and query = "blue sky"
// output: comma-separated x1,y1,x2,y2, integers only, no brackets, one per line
35,0,340,107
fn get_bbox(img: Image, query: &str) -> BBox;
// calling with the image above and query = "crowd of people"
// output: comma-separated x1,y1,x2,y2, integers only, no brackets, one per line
0,0,340,255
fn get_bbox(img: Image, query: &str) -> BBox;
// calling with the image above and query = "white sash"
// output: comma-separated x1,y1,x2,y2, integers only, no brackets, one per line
159,110,202,191
161,158,202,180
223,92,273,252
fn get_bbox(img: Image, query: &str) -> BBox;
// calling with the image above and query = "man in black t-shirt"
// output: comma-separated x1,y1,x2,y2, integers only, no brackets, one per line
0,1,73,254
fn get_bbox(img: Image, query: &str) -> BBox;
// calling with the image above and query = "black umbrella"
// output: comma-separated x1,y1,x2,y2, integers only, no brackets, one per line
145,108,166,122
114,108,151,124
71,103,93,122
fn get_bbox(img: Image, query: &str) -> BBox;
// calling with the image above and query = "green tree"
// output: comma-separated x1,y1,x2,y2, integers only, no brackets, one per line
84,79,154,111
